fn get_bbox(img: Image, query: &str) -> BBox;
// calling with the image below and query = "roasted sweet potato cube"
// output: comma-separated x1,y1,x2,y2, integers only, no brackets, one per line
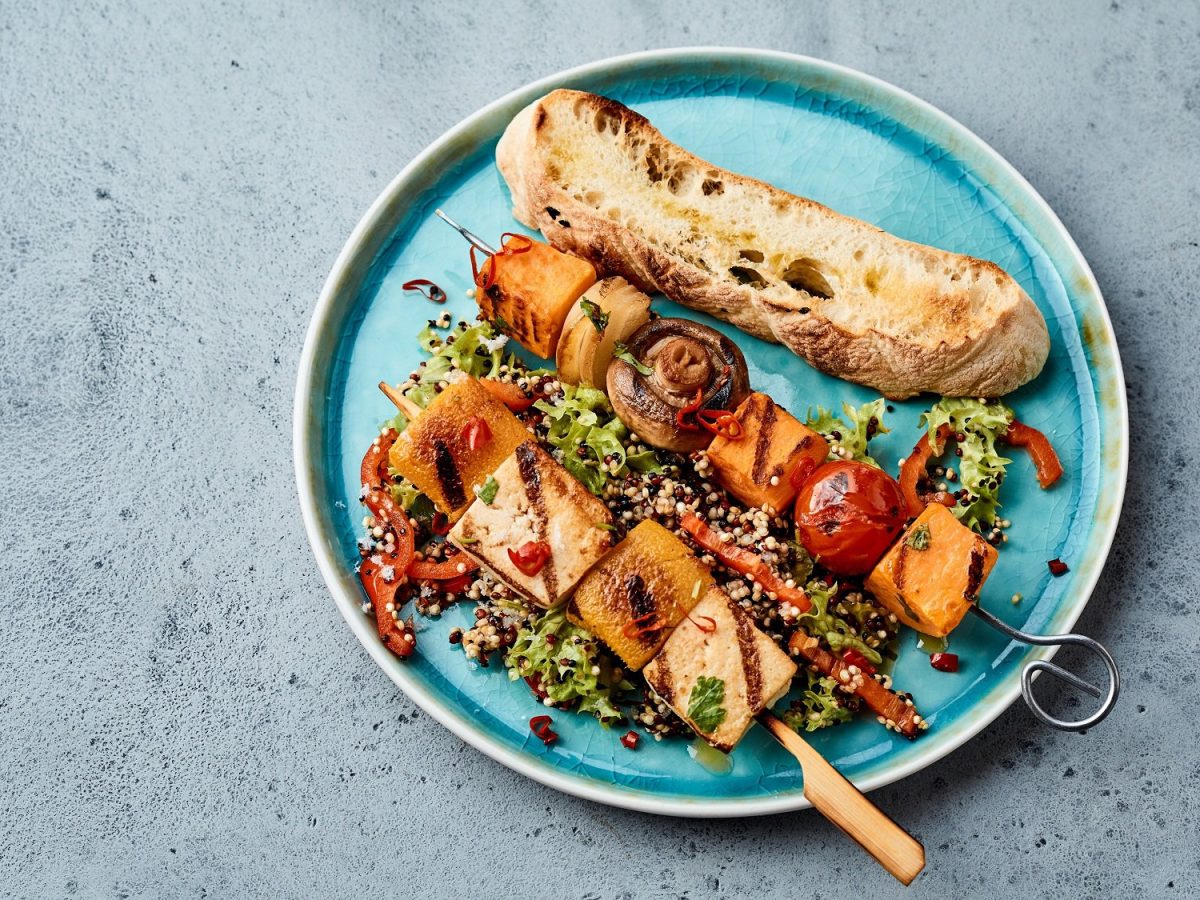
388,375,529,522
865,504,999,637
566,520,714,671
479,241,596,358
707,393,829,513
643,586,798,752
449,441,613,608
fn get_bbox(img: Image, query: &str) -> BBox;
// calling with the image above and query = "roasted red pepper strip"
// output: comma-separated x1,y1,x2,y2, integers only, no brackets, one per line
899,425,957,517
479,378,535,412
1004,420,1064,488
679,513,812,613
842,648,877,676
408,553,480,582
358,555,415,659
358,429,417,659
508,540,551,576
790,633,921,738
359,429,415,576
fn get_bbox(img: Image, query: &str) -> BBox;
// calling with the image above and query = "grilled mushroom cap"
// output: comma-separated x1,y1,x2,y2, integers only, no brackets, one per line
606,318,751,452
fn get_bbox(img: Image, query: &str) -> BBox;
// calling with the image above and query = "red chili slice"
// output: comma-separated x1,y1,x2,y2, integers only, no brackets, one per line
430,512,451,536
461,416,492,451
622,612,664,640
697,409,742,438
930,652,959,672
400,278,447,304
1005,420,1064,488
686,613,717,633
529,714,558,746
842,648,877,676
675,386,705,432
508,541,551,576
899,425,958,517
471,233,534,291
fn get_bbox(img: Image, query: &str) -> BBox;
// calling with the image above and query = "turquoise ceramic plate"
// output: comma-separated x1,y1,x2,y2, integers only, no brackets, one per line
294,49,1126,816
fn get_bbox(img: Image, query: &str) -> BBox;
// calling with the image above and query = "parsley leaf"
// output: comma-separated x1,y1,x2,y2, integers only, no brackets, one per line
580,297,608,333
687,676,728,734
905,524,931,550
613,342,653,376
477,475,499,505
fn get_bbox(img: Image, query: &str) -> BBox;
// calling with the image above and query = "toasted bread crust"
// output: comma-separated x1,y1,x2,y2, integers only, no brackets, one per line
496,90,1049,399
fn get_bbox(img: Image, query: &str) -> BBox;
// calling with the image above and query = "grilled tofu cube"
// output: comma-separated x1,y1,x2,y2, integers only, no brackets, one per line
643,586,797,752
566,520,714,671
865,503,999,637
479,241,597,358
448,441,613,608
706,393,829,513
388,376,530,523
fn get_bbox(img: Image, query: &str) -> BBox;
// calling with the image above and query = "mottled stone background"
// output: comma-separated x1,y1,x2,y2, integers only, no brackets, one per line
2,1,1197,897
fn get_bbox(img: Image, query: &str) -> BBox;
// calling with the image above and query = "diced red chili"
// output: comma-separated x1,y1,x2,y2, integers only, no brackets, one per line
529,714,557,746
620,731,640,750
930,652,959,672
508,540,551,576
461,416,492,451
1048,558,1069,576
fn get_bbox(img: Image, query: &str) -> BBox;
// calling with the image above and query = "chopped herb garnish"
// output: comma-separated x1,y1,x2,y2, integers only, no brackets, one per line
613,342,653,376
477,475,499,505
687,676,728,734
906,524,931,551
580,297,608,333
456,535,479,545
595,522,616,532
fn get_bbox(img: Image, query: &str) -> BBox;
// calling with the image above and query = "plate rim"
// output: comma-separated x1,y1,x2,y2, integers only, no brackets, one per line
293,46,1128,817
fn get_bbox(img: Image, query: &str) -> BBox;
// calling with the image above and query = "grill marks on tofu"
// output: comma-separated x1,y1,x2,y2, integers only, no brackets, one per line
449,440,613,608
643,587,797,752
514,441,559,602
566,520,714,671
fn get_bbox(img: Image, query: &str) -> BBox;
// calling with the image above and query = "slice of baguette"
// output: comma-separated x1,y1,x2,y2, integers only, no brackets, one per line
496,89,1050,399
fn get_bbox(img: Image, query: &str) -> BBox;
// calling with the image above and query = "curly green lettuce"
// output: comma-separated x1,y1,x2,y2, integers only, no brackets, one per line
401,320,517,415
795,579,882,665
920,398,1014,531
806,399,890,467
534,384,662,495
505,609,633,722
782,674,856,733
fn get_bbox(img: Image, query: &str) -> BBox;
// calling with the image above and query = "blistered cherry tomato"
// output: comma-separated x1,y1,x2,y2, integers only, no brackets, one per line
794,461,907,576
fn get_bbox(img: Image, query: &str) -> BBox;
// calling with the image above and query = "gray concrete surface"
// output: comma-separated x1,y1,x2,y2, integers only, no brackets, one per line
2,1,1197,897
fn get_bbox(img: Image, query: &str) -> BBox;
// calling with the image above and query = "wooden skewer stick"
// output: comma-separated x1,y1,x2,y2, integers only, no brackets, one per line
758,712,925,886
378,381,424,422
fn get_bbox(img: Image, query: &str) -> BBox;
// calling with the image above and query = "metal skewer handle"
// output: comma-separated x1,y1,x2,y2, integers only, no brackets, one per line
435,208,497,254
969,604,1120,731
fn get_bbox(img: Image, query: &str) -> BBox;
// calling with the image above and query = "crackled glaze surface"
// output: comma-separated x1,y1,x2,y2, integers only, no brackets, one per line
297,51,1125,813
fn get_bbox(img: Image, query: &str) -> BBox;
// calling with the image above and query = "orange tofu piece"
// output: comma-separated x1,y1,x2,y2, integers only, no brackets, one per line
478,241,596,358
566,520,714,671
865,504,999,637
707,393,829,513
388,376,529,522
